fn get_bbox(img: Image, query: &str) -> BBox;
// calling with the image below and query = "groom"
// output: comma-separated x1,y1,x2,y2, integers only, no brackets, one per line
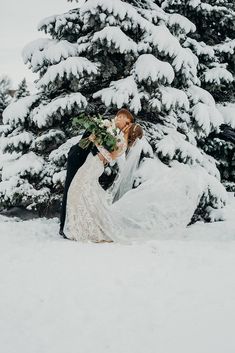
59,108,135,238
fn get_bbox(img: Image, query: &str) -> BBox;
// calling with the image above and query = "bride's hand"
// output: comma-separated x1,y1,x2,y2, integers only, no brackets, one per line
97,152,108,164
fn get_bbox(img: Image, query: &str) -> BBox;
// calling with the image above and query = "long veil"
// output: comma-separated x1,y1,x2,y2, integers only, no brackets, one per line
111,138,145,202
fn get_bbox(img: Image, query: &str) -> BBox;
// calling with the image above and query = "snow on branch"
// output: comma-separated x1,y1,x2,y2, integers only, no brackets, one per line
167,13,196,35
172,47,199,85
92,26,138,54
0,176,50,209
158,86,190,111
36,57,99,89
188,0,233,15
23,39,80,72
202,67,234,85
93,75,142,114
184,38,215,59
217,103,235,129
49,136,82,166
1,130,34,153
22,38,53,65
187,85,215,106
156,130,203,165
138,6,168,25
2,95,41,127
31,93,87,128
142,24,181,57
38,11,81,36
2,152,44,181
80,0,151,32
131,54,174,85
187,86,223,135
31,129,66,152
192,103,223,136
214,39,235,55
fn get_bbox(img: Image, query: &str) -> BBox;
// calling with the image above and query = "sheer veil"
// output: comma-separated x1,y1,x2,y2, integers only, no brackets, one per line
111,138,144,202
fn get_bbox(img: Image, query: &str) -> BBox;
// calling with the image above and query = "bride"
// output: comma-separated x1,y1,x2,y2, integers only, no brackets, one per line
64,123,202,243
64,123,144,242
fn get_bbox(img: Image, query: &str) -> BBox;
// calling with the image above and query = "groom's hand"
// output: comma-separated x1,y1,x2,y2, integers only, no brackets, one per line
122,124,132,134
88,133,96,142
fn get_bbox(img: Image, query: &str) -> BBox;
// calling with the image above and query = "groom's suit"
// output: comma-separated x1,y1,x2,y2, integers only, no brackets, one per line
60,130,116,232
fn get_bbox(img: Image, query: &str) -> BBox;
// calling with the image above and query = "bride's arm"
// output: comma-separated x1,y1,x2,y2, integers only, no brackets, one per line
109,142,127,160
89,134,126,163
95,143,126,164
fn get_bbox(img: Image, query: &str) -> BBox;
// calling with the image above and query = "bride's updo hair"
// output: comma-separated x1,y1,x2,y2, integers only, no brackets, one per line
128,123,143,147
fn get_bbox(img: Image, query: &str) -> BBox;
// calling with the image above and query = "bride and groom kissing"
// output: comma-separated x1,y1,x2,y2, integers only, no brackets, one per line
59,108,144,243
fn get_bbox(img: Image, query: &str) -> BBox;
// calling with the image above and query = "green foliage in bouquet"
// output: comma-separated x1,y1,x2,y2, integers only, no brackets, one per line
72,114,121,152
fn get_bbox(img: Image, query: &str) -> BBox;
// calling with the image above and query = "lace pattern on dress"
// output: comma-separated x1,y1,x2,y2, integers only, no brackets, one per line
64,154,109,242
64,141,127,242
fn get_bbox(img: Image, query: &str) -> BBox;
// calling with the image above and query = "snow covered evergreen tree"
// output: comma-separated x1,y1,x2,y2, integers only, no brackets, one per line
157,0,235,102
156,0,235,192
202,103,235,192
0,0,227,218
0,76,12,124
14,78,30,100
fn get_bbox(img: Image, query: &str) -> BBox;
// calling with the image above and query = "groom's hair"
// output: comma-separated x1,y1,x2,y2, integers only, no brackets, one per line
117,108,135,123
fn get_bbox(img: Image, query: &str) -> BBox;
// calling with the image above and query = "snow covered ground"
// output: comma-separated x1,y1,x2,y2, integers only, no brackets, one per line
0,194,235,353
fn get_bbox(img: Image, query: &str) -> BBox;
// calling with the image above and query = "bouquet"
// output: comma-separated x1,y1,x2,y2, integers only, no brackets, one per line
72,114,124,152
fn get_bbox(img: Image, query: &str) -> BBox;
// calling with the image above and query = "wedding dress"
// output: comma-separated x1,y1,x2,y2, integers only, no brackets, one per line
64,142,202,243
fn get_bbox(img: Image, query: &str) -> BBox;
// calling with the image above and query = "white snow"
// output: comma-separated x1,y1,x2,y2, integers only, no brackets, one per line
188,0,201,8
31,130,65,151
143,24,181,57
38,11,80,34
187,85,215,106
158,86,190,111
0,176,50,208
1,152,44,181
184,38,215,58
132,54,175,84
167,13,196,34
203,67,234,85
192,102,223,136
52,170,66,185
92,26,138,54
36,57,99,88
2,95,41,126
0,151,21,171
217,103,235,129
0,130,34,152
156,130,203,164
172,47,199,85
22,38,53,66
49,135,82,164
80,0,152,33
214,39,235,55
31,93,87,128
0,194,235,353
23,39,80,72
93,75,142,114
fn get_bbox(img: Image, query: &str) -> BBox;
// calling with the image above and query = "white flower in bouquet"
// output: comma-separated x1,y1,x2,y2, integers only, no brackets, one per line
73,114,125,152
100,119,111,128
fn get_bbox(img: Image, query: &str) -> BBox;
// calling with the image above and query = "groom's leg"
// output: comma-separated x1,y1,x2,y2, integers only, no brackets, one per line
59,165,77,235
59,145,86,233
59,144,98,234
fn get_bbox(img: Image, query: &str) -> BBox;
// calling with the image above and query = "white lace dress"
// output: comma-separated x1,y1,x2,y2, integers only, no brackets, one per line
64,136,128,242
64,142,202,243
64,152,114,242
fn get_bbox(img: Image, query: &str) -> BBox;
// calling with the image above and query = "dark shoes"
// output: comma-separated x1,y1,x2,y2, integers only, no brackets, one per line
59,227,70,240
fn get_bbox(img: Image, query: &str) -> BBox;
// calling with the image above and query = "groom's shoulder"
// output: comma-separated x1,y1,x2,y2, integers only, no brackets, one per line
68,143,79,156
